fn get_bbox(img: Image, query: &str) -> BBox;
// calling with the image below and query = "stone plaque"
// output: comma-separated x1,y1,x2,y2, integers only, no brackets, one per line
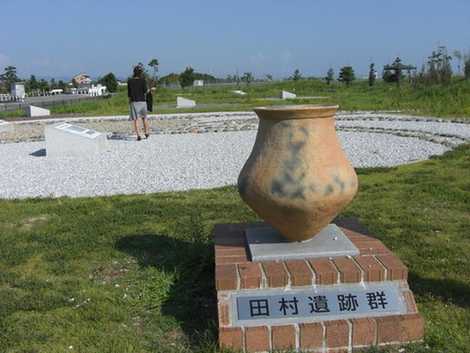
45,122,107,158
233,282,406,326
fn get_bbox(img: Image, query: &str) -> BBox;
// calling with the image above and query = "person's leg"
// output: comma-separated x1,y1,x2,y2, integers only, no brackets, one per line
132,119,141,140
142,117,150,137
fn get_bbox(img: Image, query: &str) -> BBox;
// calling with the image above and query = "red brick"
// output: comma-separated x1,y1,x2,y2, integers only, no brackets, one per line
341,227,370,241
215,245,247,257
376,315,401,343
299,322,323,350
351,318,376,346
272,325,296,351
219,327,243,351
238,263,262,289
376,254,408,281
216,255,249,265
245,326,269,353
215,264,238,290
285,260,313,286
403,290,418,313
218,301,230,326
262,261,288,288
309,258,338,285
325,320,349,348
347,234,391,255
355,256,385,282
333,257,362,283
400,314,424,342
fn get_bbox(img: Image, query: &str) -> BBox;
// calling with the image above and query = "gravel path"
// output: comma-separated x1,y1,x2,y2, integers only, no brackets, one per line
0,111,469,199
0,130,450,199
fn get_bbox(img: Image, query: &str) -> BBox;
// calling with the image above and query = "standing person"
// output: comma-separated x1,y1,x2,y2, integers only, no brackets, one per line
128,65,150,140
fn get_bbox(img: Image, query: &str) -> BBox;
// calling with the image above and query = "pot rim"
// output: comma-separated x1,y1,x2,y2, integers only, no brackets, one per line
254,104,339,120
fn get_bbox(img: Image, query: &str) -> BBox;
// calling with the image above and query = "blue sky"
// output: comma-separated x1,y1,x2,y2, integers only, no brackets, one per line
1,0,469,79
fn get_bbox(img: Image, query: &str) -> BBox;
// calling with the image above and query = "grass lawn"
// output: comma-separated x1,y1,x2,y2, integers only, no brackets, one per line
2,79,470,120
0,143,469,352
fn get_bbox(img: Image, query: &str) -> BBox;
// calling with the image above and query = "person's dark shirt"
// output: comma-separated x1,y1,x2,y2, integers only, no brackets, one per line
127,77,147,102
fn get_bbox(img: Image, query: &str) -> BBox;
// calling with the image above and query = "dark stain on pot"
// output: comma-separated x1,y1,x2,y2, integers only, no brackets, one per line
324,184,334,196
333,175,345,193
271,127,310,200
238,174,249,196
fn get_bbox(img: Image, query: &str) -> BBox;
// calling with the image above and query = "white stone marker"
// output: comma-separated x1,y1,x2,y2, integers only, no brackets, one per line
176,96,196,108
45,122,108,158
281,90,297,99
0,120,12,133
232,90,247,96
26,105,51,118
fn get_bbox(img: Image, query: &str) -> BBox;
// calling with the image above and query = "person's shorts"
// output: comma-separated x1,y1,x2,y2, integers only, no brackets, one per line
129,101,148,121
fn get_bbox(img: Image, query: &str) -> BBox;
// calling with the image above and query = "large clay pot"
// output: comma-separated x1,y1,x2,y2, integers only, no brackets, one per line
238,105,358,242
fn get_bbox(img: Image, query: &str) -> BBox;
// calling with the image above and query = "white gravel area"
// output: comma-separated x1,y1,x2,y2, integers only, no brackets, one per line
0,130,450,199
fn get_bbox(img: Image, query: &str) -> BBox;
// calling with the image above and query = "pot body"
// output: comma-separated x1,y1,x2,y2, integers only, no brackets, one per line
238,105,358,242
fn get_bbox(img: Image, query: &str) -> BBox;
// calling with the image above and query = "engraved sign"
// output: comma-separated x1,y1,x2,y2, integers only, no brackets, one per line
234,283,406,326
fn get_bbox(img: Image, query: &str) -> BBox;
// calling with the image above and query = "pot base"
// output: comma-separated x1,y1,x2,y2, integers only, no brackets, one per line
246,223,359,262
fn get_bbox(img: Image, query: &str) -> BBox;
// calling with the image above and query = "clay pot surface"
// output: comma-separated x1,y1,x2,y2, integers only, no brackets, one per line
238,105,358,242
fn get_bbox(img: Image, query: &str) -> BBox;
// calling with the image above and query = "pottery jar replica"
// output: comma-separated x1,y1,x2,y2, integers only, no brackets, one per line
238,105,358,242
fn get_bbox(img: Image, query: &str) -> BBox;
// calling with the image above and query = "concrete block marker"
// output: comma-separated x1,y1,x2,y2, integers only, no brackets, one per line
232,90,247,96
45,122,108,158
26,105,50,118
281,90,297,99
176,96,196,108
0,120,12,133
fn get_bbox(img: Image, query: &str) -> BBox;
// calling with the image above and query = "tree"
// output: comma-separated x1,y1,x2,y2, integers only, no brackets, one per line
425,46,452,85
368,63,376,87
148,58,159,82
265,74,273,81
58,80,67,91
453,50,463,75
291,69,302,81
38,79,49,92
465,57,470,80
338,66,355,86
325,68,334,85
0,66,19,89
99,72,118,92
241,72,254,86
179,66,195,89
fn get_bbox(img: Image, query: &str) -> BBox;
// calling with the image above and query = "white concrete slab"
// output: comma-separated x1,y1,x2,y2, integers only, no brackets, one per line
45,122,108,158
26,105,50,117
177,96,196,108
281,90,297,99
246,224,359,261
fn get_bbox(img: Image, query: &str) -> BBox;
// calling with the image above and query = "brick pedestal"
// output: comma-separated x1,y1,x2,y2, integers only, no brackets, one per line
214,223,424,353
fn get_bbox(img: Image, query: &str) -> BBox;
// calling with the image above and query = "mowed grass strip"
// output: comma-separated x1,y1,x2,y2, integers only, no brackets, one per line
0,144,469,353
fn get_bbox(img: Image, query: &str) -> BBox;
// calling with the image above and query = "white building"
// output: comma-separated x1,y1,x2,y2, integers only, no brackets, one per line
193,80,204,87
88,84,107,96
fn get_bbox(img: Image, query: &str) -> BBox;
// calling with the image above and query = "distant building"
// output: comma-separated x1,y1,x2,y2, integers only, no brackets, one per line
70,84,107,96
117,81,128,87
72,73,92,86
11,82,25,100
50,89,64,95
193,80,204,87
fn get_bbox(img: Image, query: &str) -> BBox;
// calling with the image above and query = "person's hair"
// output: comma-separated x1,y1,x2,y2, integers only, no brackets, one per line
133,65,144,78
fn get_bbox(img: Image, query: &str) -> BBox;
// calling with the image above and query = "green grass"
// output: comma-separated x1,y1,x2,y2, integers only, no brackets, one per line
0,144,469,352
2,79,470,120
